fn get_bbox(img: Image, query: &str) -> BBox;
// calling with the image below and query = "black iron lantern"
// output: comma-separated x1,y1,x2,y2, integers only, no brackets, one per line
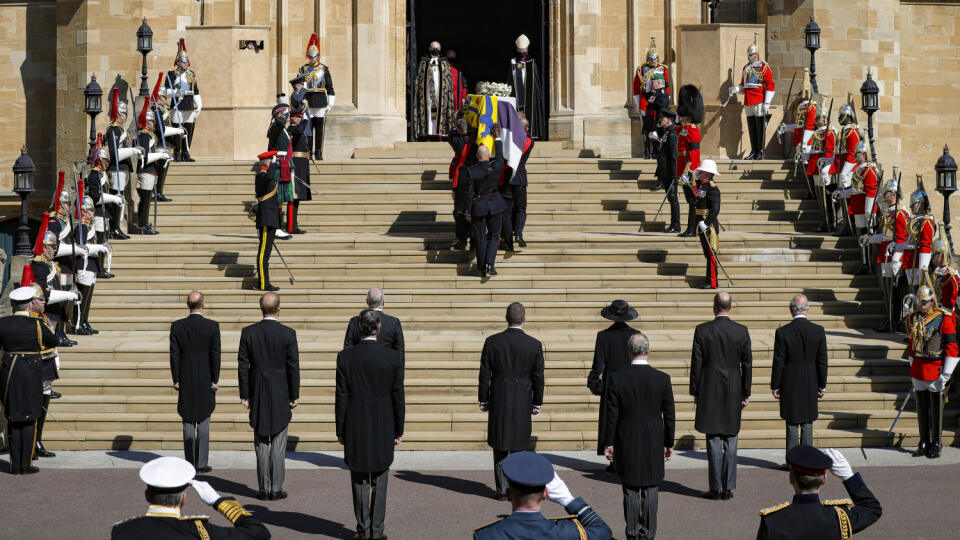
804,17,821,96
84,74,103,161
936,144,958,256
12,146,36,256
136,18,153,97
859,72,880,163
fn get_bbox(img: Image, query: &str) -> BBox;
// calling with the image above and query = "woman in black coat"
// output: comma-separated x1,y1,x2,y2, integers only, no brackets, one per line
587,300,641,456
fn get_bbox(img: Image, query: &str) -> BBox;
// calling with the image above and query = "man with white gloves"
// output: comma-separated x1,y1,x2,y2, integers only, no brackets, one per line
111,456,270,539
906,286,958,459
757,445,881,539
728,42,774,159
474,451,612,540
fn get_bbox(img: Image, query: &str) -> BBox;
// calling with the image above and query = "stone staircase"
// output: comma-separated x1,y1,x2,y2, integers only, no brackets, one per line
44,142,958,451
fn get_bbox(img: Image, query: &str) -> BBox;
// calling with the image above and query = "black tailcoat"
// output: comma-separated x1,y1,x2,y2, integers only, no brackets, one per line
586,321,641,454
771,317,828,424
0,314,59,422
478,328,545,451
343,311,405,361
335,340,405,473
238,319,300,437
690,316,753,435
170,313,221,422
604,363,676,488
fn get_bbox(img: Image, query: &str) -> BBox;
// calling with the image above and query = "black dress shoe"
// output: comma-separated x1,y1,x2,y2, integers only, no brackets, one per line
110,229,130,240
262,285,280,292
97,270,115,279
35,443,55,458
272,490,288,500
57,334,75,347
49,391,62,399
82,323,99,335
925,442,941,459
452,241,467,251
503,242,514,252
156,193,172,202
912,441,928,457
701,490,721,500
314,150,323,161
698,283,716,290
23,466,39,474
487,265,498,276
651,182,664,191
678,230,695,237
196,466,212,473
721,490,734,500
181,153,196,163
517,236,527,248
291,228,307,234
75,325,93,336
665,225,681,233
257,491,271,501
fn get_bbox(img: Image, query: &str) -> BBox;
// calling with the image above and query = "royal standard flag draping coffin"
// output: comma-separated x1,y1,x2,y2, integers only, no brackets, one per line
464,94,525,179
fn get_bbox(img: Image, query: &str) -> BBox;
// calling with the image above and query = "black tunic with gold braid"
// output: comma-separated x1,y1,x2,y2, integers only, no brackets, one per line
111,497,269,539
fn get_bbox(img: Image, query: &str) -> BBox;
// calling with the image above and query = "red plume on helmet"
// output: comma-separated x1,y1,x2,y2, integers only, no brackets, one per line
109,87,120,124
51,171,65,214
20,264,35,288
76,178,84,220
89,133,104,168
175,38,189,67
31,211,50,256
137,93,150,129
305,33,320,59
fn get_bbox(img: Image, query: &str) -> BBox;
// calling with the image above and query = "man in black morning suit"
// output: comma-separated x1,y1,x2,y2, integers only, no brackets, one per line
604,333,675,540
343,288,405,363
772,294,828,456
0,287,59,474
465,124,509,277
238,292,300,501
690,291,753,500
169,291,221,473
587,300,641,472
336,309,405,540
478,302,545,499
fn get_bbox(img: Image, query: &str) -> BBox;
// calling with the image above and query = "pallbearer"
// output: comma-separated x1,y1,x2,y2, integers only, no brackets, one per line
164,38,201,162
297,34,335,160
728,40,775,159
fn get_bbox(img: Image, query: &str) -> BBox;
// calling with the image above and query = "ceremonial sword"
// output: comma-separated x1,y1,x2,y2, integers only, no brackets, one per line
271,241,296,284
721,36,738,108
698,226,735,285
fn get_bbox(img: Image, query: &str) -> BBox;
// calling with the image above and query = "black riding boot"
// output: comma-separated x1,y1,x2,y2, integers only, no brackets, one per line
136,189,156,234
913,390,930,457
181,123,196,161
754,116,766,159
35,394,55,458
745,115,758,159
927,391,942,458
313,118,325,160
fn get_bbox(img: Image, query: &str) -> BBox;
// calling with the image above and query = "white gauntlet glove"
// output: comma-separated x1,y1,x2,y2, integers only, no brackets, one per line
824,448,854,480
190,480,221,505
649,131,659,141
546,473,575,507
698,221,709,232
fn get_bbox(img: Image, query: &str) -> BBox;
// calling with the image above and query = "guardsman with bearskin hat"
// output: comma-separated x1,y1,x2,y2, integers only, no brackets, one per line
806,107,837,232
676,85,703,238
103,88,140,238
906,285,958,459
904,179,937,290
729,39,775,159
286,78,311,234
633,38,671,159
840,142,878,275
135,90,171,235
164,38,201,163
297,34,335,160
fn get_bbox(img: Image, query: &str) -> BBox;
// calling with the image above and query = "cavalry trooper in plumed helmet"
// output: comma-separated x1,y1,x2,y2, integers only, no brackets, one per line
103,88,140,239
29,214,80,348
163,38,202,163
0,286,60,475
136,98,171,235
841,141,879,275
806,107,838,232
777,80,817,199
864,177,911,332
905,285,958,459
85,133,116,280
729,40,775,159
74,195,110,335
834,104,861,227
931,231,959,319
297,33,336,161
904,180,937,291
633,38,671,159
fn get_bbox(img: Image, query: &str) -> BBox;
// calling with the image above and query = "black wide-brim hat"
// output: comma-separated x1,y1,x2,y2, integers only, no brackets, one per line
601,299,638,321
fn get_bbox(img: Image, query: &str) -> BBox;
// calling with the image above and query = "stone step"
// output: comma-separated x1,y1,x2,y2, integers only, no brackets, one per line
164,171,795,184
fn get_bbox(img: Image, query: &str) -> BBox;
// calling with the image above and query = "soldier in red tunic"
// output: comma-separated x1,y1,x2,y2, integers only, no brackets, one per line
904,183,937,291
932,235,959,317
777,87,817,200
675,85,703,238
840,142,878,274
865,178,910,332
806,109,837,232
834,104,861,235
728,42,775,159
906,286,958,458
633,39,671,159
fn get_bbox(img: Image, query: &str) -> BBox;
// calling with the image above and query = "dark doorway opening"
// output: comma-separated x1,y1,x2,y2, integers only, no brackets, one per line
406,0,549,140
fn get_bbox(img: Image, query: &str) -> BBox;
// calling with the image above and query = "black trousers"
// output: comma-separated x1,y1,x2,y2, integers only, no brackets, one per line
453,186,472,244
511,184,528,238
493,449,519,497
351,469,389,539
472,213,503,271
257,226,276,289
136,188,152,229
312,117,326,158
500,195,514,243
682,185,697,232
622,485,659,540
7,420,36,474
662,176,680,228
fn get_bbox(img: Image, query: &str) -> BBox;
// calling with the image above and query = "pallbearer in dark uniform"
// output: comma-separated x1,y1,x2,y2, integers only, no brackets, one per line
509,34,546,140
238,293,300,501
586,300,640,471
757,446,881,540
111,456,270,539
771,294,828,455
336,309,405,540
253,151,282,292
286,80,311,234
693,160,722,289
448,120,477,250
170,291,221,473
508,115,534,248
474,451,612,540
0,286,59,474
465,128,508,278
297,34,335,160
478,302,545,500
604,333,675,540
164,38,201,162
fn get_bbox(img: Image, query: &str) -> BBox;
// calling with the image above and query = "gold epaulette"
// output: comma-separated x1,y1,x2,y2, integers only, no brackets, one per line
759,501,791,516
474,518,503,531
821,498,853,506
112,516,139,526
216,499,251,524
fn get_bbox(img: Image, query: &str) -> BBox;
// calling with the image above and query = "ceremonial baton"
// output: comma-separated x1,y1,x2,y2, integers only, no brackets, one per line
721,36,738,108
698,226,735,285
653,176,678,223
271,241,296,284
